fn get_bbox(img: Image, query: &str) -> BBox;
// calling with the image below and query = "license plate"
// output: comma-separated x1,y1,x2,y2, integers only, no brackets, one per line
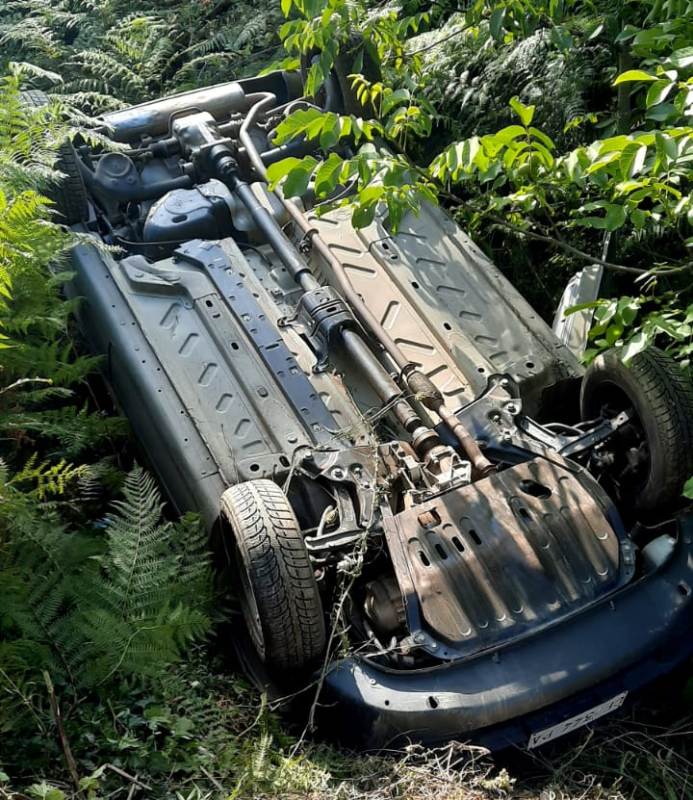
527,691,628,749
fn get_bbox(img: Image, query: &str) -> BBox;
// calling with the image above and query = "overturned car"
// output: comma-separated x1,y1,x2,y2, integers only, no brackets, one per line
28,71,693,750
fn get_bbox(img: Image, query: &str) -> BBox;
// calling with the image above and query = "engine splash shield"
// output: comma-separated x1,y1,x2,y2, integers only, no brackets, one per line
384,457,632,659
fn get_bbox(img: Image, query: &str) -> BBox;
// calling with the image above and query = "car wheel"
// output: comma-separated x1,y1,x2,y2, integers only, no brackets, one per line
220,479,326,672
580,347,693,511
19,90,90,225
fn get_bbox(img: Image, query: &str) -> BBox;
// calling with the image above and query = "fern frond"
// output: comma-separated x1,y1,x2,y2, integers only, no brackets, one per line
10,453,87,498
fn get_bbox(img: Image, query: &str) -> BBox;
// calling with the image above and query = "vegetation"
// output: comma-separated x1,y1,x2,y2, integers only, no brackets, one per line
0,0,691,797
267,0,693,367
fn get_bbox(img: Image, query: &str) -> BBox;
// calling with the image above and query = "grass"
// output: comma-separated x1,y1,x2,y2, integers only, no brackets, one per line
2,649,690,800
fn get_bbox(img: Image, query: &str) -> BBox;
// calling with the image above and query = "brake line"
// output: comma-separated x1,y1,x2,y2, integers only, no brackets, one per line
238,93,492,475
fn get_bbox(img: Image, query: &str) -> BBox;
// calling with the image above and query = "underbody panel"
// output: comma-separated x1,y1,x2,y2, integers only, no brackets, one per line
311,203,582,415
384,457,631,657
69,233,373,518
321,512,693,748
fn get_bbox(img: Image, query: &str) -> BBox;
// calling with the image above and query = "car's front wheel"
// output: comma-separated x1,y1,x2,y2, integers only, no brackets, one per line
581,346,693,511
220,479,326,673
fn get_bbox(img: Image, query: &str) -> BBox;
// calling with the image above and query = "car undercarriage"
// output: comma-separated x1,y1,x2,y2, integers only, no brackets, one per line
34,69,693,749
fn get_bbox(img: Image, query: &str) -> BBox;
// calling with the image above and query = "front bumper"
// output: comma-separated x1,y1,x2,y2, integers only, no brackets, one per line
321,513,693,750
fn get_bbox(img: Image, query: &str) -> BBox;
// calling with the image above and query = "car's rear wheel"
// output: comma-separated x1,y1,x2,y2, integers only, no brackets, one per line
581,346,693,511
19,90,89,225
220,479,326,672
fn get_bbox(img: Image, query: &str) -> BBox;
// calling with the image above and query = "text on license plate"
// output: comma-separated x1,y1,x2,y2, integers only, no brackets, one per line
527,691,628,749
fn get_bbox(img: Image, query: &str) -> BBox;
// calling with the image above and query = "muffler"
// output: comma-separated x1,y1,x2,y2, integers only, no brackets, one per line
101,81,250,143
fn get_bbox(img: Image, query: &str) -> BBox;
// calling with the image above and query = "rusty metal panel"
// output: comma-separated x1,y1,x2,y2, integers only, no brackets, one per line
312,203,581,415
384,458,629,657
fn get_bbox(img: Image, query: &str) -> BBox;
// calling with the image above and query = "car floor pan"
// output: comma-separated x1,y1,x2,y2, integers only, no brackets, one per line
383,457,633,658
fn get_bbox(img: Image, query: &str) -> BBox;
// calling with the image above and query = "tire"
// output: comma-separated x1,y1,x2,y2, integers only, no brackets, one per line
581,347,693,511
220,479,326,672
19,90,90,225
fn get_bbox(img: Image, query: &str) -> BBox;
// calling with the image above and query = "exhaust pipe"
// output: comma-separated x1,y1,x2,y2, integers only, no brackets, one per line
238,94,494,475
101,81,250,143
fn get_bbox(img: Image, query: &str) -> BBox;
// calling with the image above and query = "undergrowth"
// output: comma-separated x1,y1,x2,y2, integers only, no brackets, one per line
0,2,692,799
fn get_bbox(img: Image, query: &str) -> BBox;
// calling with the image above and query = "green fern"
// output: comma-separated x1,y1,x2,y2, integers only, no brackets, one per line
61,468,211,686
0,0,284,105
3,406,127,459
9,452,87,498
0,464,211,734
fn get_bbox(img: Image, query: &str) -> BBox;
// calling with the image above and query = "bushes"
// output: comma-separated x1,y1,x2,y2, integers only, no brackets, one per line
0,0,284,110
0,75,212,789
265,0,693,369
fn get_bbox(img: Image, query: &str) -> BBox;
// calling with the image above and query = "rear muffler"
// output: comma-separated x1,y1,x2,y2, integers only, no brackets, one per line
101,82,250,143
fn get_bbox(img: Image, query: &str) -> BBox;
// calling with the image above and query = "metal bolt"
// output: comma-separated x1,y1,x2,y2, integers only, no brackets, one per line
506,403,517,414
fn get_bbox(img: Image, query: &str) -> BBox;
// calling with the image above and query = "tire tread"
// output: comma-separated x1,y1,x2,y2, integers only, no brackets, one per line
220,480,325,671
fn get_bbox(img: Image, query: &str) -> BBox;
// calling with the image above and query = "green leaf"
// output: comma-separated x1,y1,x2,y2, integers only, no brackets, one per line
594,300,618,325
494,124,526,144
565,300,602,315
258,56,301,76
489,7,506,40
358,185,385,205
606,322,624,345
529,127,555,150
613,70,658,85
588,22,604,40
305,61,325,97
266,157,304,189
605,204,627,231
668,47,693,70
273,108,324,144
282,157,318,198
631,208,647,228
619,143,648,179
27,785,66,800
621,330,650,363
314,153,344,197
319,115,341,149
352,201,377,228
617,297,640,326
646,102,676,121
509,96,535,126
683,476,693,499
281,0,292,17
381,88,410,117
646,80,675,108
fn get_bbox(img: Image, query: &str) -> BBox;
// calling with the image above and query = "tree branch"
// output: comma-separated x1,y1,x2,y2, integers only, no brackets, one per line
485,214,692,276
404,24,471,56
44,672,81,795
